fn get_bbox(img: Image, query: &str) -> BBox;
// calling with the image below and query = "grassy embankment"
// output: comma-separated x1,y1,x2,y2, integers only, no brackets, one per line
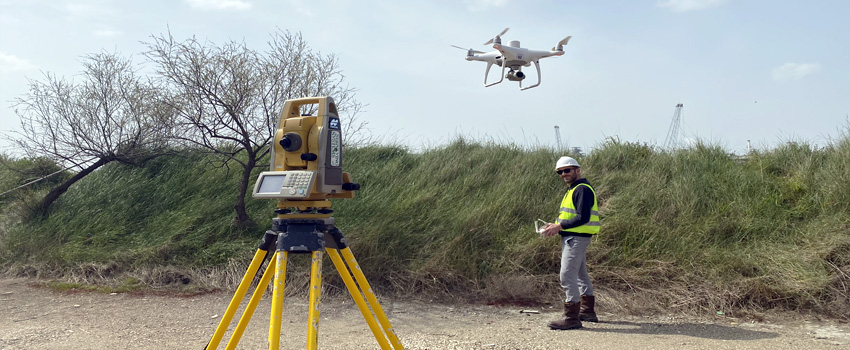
1,134,848,319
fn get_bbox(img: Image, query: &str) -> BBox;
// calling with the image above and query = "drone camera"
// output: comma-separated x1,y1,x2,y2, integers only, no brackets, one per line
254,96,358,201
506,70,526,81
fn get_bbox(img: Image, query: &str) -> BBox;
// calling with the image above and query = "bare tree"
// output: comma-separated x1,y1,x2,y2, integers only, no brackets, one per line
7,51,173,217
144,29,363,229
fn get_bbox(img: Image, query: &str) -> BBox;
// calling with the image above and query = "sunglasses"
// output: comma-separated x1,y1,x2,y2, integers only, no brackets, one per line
556,168,575,175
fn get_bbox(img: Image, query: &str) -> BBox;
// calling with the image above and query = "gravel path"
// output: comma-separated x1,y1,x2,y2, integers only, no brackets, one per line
1,278,847,349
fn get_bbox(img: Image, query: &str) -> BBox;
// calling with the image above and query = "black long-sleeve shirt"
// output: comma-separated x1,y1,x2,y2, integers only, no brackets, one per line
559,178,596,237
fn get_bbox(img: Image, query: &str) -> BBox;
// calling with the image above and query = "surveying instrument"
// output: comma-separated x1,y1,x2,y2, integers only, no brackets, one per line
205,97,403,350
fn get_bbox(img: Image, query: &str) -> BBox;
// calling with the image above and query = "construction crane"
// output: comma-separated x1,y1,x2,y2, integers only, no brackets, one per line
663,103,684,150
554,125,563,150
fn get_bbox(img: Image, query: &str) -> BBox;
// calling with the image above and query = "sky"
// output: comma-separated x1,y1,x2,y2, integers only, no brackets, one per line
1,0,848,155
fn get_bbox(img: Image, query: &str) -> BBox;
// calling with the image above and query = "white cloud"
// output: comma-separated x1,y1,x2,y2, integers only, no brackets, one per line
185,0,252,11
289,0,313,16
465,0,509,12
64,1,101,16
0,52,37,74
93,29,123,37
657,0,727,12
0,12,20,25
62,0,119,19
772,63,821,82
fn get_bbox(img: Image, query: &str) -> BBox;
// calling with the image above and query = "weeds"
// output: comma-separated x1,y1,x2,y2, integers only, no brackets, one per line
1,133,849,319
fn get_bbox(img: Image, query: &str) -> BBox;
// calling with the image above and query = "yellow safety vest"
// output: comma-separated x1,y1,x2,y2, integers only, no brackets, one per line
558,183,600,234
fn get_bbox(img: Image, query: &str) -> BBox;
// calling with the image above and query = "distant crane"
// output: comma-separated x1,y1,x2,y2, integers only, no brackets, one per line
663,103,685,149
554,125,563,150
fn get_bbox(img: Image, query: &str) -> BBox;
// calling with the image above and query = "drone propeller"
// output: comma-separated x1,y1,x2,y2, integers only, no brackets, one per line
483,27,510,45
451,45,485,55
552,35,572,51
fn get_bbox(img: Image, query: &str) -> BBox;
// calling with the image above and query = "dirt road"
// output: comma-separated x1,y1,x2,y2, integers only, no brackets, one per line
1,278,847,349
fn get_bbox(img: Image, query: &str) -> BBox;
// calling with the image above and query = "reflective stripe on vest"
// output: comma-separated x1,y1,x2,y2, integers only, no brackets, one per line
557,183,600,234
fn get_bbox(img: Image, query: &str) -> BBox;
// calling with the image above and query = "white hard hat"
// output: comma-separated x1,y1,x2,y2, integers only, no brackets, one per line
555,156,580,169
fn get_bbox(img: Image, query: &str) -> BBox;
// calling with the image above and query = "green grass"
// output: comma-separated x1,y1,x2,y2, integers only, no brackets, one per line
46,277,144,293
1,132,848,319
0,155,72,211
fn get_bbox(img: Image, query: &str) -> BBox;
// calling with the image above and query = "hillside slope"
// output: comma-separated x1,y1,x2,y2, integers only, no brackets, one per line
1,136,848,318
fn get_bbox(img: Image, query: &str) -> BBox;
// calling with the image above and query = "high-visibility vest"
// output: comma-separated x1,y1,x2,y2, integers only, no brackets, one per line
558,183,600,234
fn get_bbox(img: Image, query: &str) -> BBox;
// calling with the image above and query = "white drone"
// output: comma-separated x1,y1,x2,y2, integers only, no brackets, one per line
452,28,571,91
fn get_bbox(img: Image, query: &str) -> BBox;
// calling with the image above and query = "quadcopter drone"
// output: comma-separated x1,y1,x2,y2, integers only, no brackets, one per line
452,28,571,91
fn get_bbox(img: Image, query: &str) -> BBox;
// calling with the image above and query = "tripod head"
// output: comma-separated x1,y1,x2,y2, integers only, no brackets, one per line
252,96,359,212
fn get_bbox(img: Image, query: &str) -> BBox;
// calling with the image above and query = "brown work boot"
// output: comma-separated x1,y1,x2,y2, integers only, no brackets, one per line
579,295,598,322
548,302,582,330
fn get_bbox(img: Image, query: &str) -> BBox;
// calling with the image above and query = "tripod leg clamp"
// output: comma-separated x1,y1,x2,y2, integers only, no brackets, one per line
324,226,349,250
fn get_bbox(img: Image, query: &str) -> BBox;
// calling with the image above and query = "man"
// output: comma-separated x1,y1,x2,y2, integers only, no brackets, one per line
540,156,600,330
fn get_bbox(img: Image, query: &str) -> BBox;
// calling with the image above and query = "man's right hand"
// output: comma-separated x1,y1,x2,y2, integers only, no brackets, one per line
541,223,561,237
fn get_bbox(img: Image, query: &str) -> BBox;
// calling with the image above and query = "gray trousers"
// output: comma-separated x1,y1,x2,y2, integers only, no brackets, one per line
559,235,594,303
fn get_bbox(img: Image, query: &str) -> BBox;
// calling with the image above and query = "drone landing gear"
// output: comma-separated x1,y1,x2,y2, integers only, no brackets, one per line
484,61,542,91
483,61,504,87
519,61,541,91
205,214,403,350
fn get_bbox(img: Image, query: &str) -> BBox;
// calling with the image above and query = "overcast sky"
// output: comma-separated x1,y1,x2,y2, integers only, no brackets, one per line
1,0,848,155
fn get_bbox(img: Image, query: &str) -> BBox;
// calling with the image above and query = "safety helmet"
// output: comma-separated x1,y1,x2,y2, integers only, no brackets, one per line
555,156,580,170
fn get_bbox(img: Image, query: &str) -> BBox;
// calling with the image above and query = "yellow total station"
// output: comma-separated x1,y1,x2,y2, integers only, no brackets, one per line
206,96,402,350
265,96,358,209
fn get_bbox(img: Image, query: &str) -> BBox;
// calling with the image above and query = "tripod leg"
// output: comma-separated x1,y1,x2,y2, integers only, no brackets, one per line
268,251,289,350
326,248,392,350
306,251,324,350
206,248,269,350
340,248,404,349
225,252,278,350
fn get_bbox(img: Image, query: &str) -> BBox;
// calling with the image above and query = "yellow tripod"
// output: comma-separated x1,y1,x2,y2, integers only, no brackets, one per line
204,212,403,350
